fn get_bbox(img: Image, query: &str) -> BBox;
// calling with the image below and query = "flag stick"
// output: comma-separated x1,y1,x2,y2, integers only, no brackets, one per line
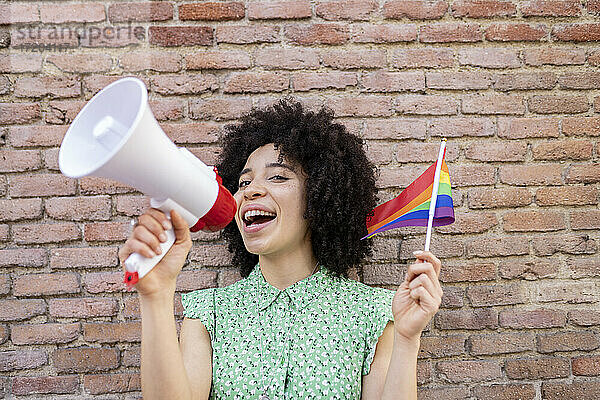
424,139,447,252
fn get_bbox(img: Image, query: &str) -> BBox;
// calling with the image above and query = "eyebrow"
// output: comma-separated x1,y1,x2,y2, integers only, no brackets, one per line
239,162,296,178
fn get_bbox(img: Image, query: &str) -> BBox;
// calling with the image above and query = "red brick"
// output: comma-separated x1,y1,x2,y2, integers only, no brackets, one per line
292,71,357,91
399,236,464,259
189,98,252,121
122,347,140,368
523,47,585,65
533,140,592,161
216,25,279,44
538,331,599,353
188,243,234,266
316,0,376,20
533,234,597,256
498,117,559,139
46,53,112,74
149,75,219,97
458,48,520,68
571,211,600,230
590,0,600,13
9,173,76,198
466,236,529,257
505,357,570,379
419,335,466,358
174,270,216,291
429,117,494,138
10,27,79,49
486,23,547,41
84,373,140,394
254,48,319,70
588,49,600,66
0,325,7,344
0,53,42,73
469,332,534,356
49,298,118,318
435,309,498,330
439,212,498,235
465,141,526,162
553,23,600,41
79,25,145,48
498,259,558,280
559,72,600,89
392,48,454,68
164,123,223,145
499,164,562,185
13,273,80,296
218,269,244,287
543,381,600,399
419,387,469,400
329,96,393,117
83,272,127,293
536,186,597,206
0,198,42,221
12,376,79,396
573,355,600,376
248,1,311,19
11,323,80,345
0,299,46,321
450,164,496,187
472,383,536,400
179,2,244,20
366,141,395,165
322,49,386,69
40,3,104,23
569,310,600,326
566,163,600,184
285,24,350,45
395,95,458,115
527,95,590,114
0,275,9,295
186,50,250,70
363,119,426,140
494,72,557,91
0,149,42,172
120,51,181,72
13,223,80,245
451,0,516,17
427,71,492,90
462,94,525,115
0,248,47,268
567,257,600,278
440,262,496,283
0,103,40,124
362,71,425,92
500,308,565,328
149,99,185,121
84,222,130,242
420,23,483,43
223,72,288,93
352,24,417,43
436,360,502,383
45,196,112,221
14,75,82,98
521,0,581,16
563,116,600,137
45,100,86,124
53,347,119,373
0,351,47,371
535,281,598,303
503,210,566,232
108,2,173,22
50,247,118,269
84,322,142,343
0,3,38,24
383,0,447,19
149,26,212,47
80,176,135,195
467,283,526,306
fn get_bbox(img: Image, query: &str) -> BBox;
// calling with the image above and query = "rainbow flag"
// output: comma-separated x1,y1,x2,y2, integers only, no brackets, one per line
363,149,454,239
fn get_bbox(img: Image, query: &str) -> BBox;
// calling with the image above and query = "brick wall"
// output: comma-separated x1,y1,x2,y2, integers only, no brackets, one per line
1,0,599,398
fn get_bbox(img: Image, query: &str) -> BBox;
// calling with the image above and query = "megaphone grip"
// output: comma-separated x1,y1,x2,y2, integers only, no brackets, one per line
123,228,176,289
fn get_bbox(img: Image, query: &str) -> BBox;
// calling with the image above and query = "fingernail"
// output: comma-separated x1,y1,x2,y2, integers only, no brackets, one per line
163,221,172,230
159,233,167,242
413,250,423,255
155,246,162,255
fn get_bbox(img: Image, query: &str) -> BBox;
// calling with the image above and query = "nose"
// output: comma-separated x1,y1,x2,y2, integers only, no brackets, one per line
243,180,266,200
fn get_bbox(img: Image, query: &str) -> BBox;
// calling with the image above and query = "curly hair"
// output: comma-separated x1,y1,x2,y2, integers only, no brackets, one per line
216,98,378,279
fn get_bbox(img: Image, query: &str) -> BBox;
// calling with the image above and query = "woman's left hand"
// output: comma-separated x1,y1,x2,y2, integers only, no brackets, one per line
391,250,443,343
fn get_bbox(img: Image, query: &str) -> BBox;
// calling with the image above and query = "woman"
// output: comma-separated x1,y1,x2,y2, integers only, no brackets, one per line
119,99,443,399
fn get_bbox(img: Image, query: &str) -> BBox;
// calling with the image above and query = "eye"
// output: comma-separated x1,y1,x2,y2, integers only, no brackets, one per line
238,180,250,188
270,175,288,181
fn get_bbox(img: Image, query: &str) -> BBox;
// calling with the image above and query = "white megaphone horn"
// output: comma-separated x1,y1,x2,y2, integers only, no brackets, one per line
58,77,236,289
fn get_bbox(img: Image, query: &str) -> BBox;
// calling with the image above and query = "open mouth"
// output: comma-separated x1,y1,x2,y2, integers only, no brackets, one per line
243,210,277,227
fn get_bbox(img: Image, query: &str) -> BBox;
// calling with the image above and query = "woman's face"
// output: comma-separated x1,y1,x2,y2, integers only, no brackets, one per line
233,143,310,257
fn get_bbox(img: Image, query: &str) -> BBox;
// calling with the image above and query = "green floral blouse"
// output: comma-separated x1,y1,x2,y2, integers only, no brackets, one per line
181,264,395,399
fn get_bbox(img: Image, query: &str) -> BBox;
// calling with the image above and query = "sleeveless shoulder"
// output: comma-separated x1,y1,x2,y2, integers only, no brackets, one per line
181,287,216,336
357,284,395,375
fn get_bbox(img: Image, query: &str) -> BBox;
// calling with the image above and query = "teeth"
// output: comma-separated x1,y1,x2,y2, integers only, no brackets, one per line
244,209,276,221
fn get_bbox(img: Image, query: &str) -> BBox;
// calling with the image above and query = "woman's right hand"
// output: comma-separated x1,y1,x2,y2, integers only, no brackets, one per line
118,208,192,298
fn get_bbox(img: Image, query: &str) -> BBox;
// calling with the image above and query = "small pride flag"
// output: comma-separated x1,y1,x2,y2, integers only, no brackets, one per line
363,140,454,247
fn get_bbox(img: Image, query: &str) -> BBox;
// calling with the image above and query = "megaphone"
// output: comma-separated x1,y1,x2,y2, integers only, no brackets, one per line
58,77,236,289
